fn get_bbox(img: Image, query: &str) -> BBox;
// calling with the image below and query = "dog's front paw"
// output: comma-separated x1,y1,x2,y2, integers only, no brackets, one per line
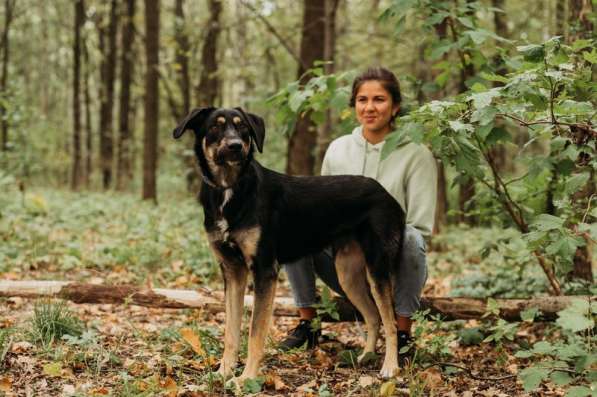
379,360,399,379
216,362,235,380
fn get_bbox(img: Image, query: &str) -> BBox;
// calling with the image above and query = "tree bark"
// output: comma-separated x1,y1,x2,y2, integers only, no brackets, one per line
195,0,221,107
116,0,136,191
71,0,84,190
286,0,326,176
143,0,160,202
315,0,339,174
0,280,590,322
567,0,594,282
83,40,93,187
0,0,15,151
174,0,190,119
98,0,119,189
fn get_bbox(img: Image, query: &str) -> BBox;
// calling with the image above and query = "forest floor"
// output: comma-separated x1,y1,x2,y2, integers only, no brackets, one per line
0,189,590,396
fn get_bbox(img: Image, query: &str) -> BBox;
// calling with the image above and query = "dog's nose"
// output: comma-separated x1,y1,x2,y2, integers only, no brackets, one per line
227,141,243,152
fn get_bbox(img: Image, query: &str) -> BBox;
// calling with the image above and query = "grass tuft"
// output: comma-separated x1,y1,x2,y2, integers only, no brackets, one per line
28,300,84,347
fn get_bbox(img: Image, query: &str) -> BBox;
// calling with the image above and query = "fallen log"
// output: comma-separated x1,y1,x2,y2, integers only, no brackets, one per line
0,280,591,321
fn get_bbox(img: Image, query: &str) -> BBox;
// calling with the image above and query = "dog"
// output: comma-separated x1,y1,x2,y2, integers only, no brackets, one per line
173,107,406,383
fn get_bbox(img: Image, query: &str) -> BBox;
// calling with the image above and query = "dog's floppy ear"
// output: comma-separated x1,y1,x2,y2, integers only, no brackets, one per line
172,107,215,139
235,107,265,153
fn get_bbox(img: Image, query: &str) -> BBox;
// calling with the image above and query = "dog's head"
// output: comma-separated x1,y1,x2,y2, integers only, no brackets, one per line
173,107,265,186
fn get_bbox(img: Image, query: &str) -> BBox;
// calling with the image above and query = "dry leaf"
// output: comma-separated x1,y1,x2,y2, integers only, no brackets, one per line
61,384,75,396
89,387,110,395
297,379,317,392
43,362,63,377
11,341,33,353
0,376,12,392
314,349,333,368
159,376,178,397
358,375,376,388
180,327,205,356
420,367,443,389
265,374,288,391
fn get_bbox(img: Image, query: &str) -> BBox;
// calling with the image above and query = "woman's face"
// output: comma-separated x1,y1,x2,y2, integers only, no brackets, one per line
354,80,399,136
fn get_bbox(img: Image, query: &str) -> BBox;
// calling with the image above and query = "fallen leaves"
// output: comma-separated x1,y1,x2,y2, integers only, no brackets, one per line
179,327,205,356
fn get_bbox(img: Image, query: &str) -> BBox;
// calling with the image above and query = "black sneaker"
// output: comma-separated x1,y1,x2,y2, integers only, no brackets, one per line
398,331,415,366
278,319,321,351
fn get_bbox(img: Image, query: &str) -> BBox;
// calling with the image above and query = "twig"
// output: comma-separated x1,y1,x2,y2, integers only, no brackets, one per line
421,361,517,381
239,0,304,69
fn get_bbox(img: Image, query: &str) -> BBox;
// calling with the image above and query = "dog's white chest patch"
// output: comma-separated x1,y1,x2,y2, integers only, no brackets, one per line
220,189,233,213
216,218,230,240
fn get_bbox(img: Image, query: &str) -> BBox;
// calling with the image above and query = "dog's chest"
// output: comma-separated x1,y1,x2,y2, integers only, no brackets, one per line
207,189,261,265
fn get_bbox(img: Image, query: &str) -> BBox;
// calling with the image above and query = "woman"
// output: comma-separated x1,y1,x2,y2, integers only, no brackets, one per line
279,67,438,359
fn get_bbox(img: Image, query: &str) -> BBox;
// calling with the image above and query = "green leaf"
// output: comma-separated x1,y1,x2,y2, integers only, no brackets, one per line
517,44,545,62
515,350,533,358
521,307,539,322
556,299,594,332
546,236,582,262
583,48,597,64
532,341,554,355
469,89,501,109
550,371,572,386
471,106,498,126
288,91,306,112
242,377,264,394
485,127,511,145
519,366,550,391
480,72,509,83
565,386,592,397
449,120,474,133
565,173,590,194
458,327,484,346
532,214,564,231
571,39,592,51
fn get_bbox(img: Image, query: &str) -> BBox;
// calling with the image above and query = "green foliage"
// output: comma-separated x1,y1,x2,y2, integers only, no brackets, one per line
516,299,596,394
0,189,216,285
383,36,596,285
411,310,456,362
28,300,84,347
311,287,340,332
0,328,12,369
267,66,357,140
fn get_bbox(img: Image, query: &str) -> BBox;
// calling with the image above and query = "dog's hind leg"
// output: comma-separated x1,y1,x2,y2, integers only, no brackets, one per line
238,268,277,382
217,262,248,379
366,269,398,378
335,241,381,362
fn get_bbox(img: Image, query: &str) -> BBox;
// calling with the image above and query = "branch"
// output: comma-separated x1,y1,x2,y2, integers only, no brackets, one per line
239,0,304,69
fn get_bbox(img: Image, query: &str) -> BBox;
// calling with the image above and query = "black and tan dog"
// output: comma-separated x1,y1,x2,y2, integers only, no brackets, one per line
173,107,406,383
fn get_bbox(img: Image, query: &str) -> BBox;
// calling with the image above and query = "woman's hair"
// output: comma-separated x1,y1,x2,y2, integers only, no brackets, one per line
349,66,402,108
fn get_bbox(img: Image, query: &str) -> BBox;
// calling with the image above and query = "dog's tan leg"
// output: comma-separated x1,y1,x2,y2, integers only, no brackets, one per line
367,269,398,378
335,241,380,361
238,275,276,381
217,263,248,379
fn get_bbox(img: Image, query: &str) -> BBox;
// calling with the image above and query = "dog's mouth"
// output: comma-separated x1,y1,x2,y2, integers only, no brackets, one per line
215,148,245,165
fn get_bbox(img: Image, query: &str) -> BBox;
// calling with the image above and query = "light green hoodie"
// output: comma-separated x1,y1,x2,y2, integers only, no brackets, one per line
321,126,438,236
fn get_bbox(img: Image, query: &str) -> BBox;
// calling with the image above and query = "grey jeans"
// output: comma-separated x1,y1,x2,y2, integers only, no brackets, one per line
282,225,428,317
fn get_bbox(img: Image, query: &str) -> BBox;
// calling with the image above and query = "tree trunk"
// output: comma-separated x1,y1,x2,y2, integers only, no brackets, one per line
83,40,93,187
116,0,136,191
556,0,566,36
174,0,190,119
71,0,84,190
98,0,119,189
143,0,160,202
456,1,478,225
0,280,591,322
286,0,326,176
315,0,339,174
568,0,594,42
0,0,15,151
567,0,594,282
195,0,221,107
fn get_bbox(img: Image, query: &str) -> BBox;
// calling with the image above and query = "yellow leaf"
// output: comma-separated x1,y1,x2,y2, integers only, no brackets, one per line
358,375,376,388
180,327,205,356
43,362,63,377
379,380,396,397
